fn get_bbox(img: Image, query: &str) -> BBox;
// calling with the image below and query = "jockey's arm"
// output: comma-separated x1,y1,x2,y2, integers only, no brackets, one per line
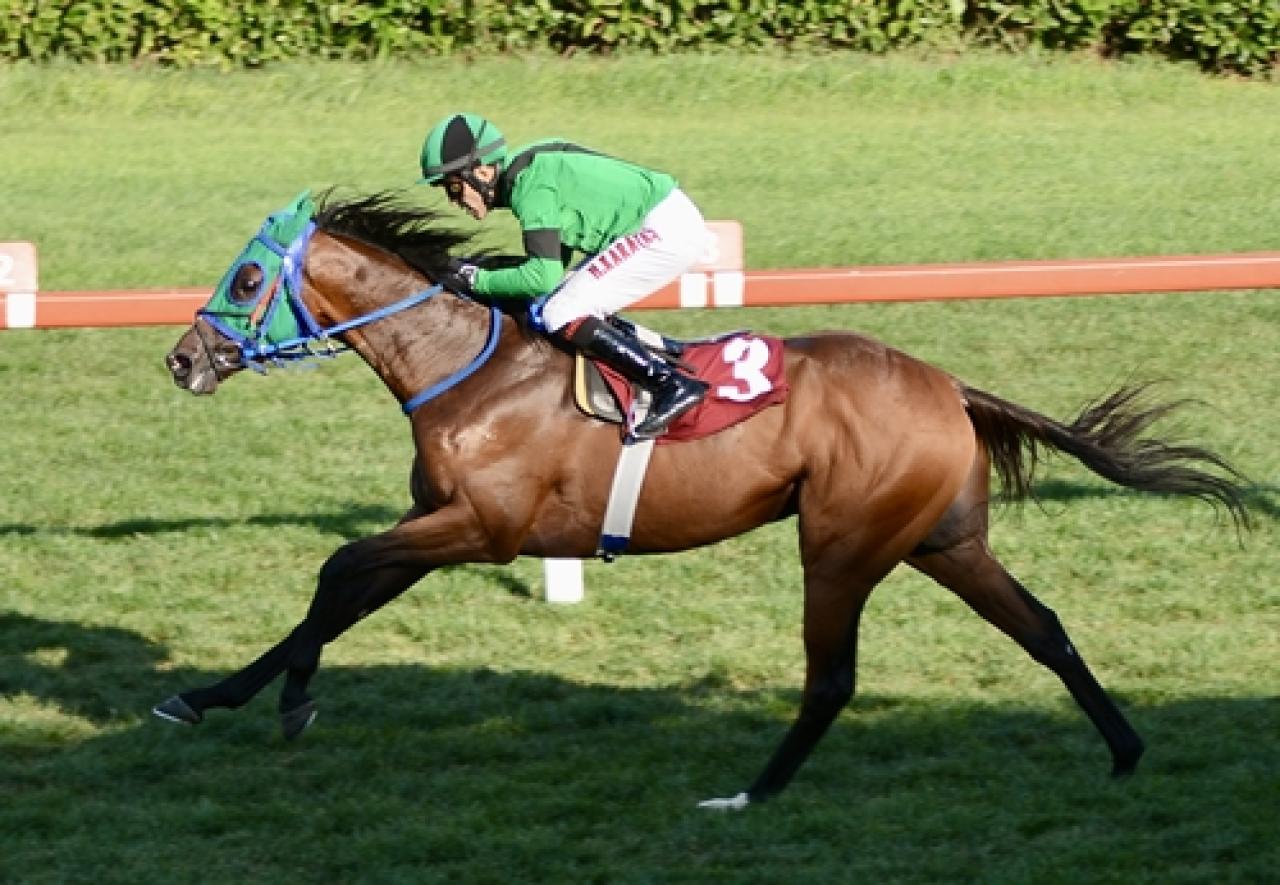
472,179,574,299
472,229,565,298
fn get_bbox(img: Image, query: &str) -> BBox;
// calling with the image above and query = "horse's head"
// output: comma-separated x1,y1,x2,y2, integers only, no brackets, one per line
166,190,508,412
165,266,267,394
166,191,327,394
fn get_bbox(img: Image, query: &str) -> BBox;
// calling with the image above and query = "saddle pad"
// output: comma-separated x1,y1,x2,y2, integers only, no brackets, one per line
592,333,789,444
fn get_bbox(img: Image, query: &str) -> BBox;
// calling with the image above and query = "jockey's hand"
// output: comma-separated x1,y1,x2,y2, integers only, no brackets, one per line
438,258,479,296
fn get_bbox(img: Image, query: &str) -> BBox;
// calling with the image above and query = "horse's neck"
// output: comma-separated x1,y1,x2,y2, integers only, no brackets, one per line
355,285,503,407
313,233,557,413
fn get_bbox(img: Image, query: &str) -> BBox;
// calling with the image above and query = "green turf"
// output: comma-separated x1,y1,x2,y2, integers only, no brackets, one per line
1,53,1278,883
3,51,1280,288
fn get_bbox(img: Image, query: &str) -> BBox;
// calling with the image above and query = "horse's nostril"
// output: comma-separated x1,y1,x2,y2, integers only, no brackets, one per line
167,353,191,378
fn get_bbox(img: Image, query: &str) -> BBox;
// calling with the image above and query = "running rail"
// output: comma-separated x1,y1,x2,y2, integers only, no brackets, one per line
5,230,1280,329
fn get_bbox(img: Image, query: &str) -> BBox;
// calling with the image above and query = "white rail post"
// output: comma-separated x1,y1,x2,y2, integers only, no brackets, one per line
543,558,585,604
0,242,38,329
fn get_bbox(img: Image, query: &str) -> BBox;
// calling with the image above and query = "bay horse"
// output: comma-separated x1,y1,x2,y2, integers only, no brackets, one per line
158,191,1248,809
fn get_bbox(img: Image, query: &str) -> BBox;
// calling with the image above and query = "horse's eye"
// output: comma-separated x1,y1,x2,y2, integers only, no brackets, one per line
230,263,265,304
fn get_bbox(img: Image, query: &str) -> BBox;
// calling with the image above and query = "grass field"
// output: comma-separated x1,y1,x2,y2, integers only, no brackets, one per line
4,51,1280,287
1,53,1278,883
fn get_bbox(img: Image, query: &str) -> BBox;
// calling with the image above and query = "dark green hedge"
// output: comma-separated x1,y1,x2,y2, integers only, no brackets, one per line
2,1,1276,77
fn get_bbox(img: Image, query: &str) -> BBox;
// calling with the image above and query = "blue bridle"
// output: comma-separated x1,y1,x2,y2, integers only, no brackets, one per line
196,192,502,416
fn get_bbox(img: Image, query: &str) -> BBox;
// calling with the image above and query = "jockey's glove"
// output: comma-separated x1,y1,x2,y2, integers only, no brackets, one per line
439,258,479,296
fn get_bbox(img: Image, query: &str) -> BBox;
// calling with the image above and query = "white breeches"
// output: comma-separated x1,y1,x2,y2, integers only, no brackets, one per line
539,188,708,332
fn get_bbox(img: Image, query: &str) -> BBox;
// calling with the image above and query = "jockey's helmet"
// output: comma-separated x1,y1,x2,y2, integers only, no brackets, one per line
419,113,507,184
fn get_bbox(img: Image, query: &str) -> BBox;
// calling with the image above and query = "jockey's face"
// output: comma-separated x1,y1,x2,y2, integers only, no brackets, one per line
442,164,497,221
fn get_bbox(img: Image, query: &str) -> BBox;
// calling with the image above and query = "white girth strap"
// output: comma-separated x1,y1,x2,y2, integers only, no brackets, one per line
596,322,666,559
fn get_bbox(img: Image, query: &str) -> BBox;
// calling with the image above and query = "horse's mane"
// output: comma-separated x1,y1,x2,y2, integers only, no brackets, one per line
314,189,489,281
313,189,542,340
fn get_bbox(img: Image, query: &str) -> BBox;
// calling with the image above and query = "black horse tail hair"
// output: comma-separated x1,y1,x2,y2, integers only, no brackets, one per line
961,382,1251,532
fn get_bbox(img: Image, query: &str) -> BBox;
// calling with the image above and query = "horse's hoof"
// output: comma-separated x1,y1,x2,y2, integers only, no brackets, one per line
281,700,317,741
697,792,750,811
152,695,202,726
1111,741,1144,778
1111,760,1139,779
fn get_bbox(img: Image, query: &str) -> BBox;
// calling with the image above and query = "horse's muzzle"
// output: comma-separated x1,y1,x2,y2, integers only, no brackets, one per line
166,348,218,395
166,320,232,395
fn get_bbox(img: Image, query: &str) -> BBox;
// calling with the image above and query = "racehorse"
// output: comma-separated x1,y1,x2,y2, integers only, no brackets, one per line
157,190,1249,809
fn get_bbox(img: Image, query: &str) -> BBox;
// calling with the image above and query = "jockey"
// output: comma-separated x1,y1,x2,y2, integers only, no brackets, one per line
418,111,710,441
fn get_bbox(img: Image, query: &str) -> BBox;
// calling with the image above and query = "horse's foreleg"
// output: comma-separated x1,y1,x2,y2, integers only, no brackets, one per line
908,541,1144,776
157,500,500,735
277,549,430,737
153,557,425,730
154,504,435,729
277,504,502,738
153,628,302,725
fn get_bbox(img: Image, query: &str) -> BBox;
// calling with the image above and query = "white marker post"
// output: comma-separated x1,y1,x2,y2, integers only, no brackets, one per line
678,221,745,308
0,242,38,329
542,558,585,604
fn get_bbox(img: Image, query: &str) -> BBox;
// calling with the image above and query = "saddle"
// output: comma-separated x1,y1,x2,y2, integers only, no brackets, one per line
572,318,790,444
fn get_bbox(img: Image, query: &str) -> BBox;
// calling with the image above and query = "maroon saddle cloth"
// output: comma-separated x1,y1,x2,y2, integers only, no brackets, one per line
581,332,790,444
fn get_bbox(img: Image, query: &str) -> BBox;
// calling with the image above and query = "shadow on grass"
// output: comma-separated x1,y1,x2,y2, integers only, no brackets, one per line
0,504,408,542
2,613,1276,878
0,613,169,724
3,611,1275,787
4,481,1272,549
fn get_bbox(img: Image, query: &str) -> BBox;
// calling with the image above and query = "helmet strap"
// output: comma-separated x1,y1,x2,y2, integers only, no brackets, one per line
462,165,499,210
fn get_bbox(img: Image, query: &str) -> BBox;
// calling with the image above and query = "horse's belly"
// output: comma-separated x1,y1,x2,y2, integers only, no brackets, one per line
626,426,800,552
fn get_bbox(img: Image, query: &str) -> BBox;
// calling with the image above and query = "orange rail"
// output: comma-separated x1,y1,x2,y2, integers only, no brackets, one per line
634,252,1280,310
5,253,1280,330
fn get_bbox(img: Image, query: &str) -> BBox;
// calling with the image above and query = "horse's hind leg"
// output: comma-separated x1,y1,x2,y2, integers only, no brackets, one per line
739,566,878,804
907,539,1145,777
701,540,894,809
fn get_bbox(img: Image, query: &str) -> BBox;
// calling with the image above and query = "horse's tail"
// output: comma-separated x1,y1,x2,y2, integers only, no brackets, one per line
961,382,1250,531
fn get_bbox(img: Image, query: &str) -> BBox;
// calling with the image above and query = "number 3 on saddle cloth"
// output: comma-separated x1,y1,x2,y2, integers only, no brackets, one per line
573,326,790,443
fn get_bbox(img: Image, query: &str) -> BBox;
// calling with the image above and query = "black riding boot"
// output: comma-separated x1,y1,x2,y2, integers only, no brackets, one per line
568,316,708,440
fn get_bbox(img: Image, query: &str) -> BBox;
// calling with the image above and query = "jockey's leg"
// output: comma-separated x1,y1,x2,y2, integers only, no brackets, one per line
564,315,708,440
541,188,711,440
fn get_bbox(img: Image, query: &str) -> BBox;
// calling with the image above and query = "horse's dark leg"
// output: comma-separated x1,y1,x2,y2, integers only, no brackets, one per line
273,497,518,736
154,557,423,729
701,561,879,809
907,540,1144,777
154,497,436,729
154,628,302,724
758,574,875,800
277,549,430,737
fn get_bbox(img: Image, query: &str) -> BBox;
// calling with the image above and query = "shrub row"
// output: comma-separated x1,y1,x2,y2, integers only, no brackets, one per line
1,1,1276,77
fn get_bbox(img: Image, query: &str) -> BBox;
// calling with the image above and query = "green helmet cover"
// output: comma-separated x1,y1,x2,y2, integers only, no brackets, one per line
419,113,507,183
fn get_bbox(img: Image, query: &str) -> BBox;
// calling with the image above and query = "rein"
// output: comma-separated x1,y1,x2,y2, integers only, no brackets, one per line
198,212,503,416
400,301,503,415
